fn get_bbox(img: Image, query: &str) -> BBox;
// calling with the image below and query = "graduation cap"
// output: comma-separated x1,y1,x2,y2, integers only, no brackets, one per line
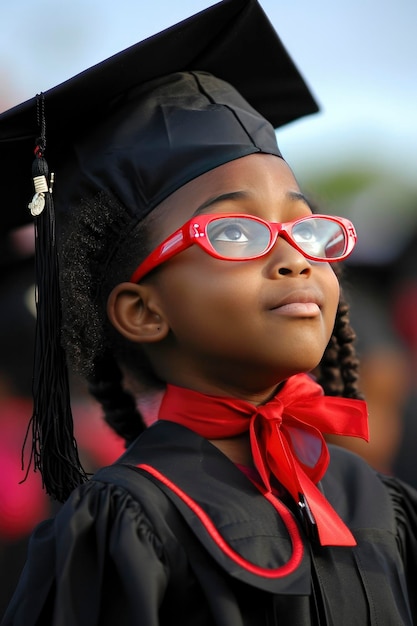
0,0,319,501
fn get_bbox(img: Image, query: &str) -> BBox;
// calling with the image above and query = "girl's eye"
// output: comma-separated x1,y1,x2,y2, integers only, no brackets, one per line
291,217,346,259
212,223,249,243
293,223,318,243
207,217,270,258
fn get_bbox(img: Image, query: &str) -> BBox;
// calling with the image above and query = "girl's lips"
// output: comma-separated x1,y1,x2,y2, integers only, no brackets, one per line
271,301,321,317
268,289,323,317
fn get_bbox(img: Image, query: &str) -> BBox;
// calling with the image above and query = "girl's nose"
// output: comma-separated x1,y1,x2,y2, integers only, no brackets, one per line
265,237,312,277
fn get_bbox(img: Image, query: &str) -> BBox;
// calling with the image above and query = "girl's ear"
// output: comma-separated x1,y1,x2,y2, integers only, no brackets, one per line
107,282,169,343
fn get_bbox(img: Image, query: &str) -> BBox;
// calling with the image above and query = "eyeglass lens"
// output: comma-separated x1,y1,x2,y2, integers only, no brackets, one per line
292,218,346,259
206,216,346,260
207,217,270,258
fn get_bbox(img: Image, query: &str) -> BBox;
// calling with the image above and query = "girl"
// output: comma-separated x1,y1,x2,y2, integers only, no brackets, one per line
1,0,416,624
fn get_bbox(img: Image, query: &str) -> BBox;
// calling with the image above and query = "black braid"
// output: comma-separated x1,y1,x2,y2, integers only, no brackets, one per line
60,191,159,445
316,264,363,399
87,352,145,445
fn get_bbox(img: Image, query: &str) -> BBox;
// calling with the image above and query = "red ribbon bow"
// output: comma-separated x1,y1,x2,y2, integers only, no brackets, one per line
159,373,369,546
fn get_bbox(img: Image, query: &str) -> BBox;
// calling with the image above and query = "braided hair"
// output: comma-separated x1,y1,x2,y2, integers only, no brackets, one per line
60,191,161,445
59,191,363,447
315,263,363,400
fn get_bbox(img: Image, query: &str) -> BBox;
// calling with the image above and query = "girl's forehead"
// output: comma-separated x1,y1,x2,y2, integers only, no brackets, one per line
149,154,302,238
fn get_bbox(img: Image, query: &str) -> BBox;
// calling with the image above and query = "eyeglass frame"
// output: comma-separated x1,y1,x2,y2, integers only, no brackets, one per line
130,213,357,283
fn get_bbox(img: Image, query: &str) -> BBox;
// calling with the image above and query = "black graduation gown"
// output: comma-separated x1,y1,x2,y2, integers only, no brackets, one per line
2,420,417,626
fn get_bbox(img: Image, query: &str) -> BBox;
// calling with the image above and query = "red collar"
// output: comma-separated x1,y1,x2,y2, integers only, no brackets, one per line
158,373,369,546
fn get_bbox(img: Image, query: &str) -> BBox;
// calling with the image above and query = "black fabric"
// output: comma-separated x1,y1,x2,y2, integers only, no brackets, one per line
57,71,281,227
380,474,417,621
2,421,416,626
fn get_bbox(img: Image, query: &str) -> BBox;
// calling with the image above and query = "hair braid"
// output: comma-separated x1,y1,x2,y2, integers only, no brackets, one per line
87,352,145,445
317,266,363,400
60,191,158,446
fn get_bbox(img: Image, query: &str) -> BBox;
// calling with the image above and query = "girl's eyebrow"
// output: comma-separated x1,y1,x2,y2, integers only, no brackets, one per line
286,190,312,209
192,189,312,217
192,191,249,216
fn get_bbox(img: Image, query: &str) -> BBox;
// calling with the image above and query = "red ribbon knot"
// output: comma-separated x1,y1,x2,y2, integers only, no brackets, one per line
159,373,369,547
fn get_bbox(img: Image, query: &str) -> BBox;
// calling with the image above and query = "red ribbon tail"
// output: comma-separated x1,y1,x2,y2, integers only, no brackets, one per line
298,472,356,547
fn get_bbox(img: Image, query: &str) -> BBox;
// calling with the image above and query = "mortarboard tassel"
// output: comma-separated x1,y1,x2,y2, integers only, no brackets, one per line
24,94,88,502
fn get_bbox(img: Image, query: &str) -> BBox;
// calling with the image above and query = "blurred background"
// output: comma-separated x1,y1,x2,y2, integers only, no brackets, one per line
1,0,417,615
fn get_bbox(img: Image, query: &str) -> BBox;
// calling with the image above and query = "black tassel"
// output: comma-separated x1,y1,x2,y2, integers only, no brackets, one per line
23,94,88,502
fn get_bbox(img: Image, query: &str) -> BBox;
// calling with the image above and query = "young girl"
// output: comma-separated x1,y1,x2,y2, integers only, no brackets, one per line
1,1,417,624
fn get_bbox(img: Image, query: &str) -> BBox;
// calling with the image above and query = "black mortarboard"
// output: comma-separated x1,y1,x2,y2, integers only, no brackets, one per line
0,0,319,501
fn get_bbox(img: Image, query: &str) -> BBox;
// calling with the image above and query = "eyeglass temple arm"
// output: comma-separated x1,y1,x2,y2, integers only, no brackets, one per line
130,224,192,283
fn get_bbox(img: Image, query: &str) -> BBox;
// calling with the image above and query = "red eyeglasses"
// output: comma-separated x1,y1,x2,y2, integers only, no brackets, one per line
130,213,357,283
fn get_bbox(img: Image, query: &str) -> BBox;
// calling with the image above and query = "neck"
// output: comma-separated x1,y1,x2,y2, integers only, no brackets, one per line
161,372,286,406
209,432,254,466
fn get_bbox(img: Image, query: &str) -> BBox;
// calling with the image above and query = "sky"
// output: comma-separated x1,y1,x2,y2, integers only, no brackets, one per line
1,0,416,183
